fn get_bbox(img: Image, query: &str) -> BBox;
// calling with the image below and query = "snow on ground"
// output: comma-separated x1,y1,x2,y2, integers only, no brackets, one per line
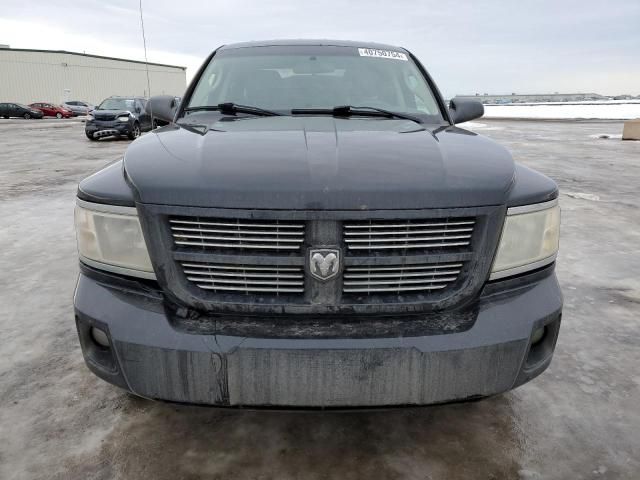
482,102,640,120
458,121,506,131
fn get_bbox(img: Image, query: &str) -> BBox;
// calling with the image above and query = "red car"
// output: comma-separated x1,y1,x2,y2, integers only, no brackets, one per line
29,102,73,118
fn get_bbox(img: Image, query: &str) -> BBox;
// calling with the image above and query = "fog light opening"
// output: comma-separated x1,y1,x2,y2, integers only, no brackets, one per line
531,326,546,345
90,326,110,348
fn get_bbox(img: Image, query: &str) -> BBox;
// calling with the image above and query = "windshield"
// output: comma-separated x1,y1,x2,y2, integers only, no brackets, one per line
187,45,443,120
97,98,135,111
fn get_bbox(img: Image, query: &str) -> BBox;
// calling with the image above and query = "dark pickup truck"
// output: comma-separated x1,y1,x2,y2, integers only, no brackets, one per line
74,40,562,408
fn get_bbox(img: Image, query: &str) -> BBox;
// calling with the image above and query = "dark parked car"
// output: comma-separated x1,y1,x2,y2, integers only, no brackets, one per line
29,102,73,118
85,96,153,140
74,40,562,408
63,100,94,116
0,102,44,119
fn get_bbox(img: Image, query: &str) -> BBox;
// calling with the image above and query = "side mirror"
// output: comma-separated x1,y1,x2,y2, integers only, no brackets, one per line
449,98,484,124
146,95,178,124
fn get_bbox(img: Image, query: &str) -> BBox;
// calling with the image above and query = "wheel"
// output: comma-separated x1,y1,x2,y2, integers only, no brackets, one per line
2,116,8,119
128,122,141,140
152,119,159,129
85,131,98,141
56,112,62,119
23,113,31,119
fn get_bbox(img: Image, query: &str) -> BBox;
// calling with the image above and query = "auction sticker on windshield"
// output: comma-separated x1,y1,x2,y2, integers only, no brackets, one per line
358,48,408,61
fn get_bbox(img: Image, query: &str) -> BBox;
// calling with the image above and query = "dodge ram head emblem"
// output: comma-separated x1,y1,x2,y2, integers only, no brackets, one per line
309,248,340,281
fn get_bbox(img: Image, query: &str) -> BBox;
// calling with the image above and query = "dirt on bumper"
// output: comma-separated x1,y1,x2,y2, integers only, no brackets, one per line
74,268,562,407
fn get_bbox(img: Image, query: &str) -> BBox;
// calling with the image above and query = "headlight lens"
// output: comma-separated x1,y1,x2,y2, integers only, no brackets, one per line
86,114,94,121
490,200,560,280
117,115,130,122
74,201,154,278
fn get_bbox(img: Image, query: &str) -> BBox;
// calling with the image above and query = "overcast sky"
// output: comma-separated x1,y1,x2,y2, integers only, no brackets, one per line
1,0,639,97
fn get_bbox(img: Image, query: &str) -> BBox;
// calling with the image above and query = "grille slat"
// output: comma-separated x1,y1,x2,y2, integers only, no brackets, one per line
345,221,475,229
171,220,304,229
180,261,304,295
347,263,463,272
344,218,475,252
196,285,304,293
172,227,303,236
344,277,457,286
344,270,461,279
342,262,463,294
174,234,303,243
343,285,449,293
346,235,472,243
174,241,304,249
170,218,304,252
344,227,473,236
184,270,301,279
187,277,303,286
346,241,470,250
181,263,299,271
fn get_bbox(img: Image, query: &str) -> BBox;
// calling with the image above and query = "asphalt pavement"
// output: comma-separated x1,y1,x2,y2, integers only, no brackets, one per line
0,118,638,479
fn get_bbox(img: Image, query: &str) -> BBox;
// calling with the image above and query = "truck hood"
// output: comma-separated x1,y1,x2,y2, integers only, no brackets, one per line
124,116,515,210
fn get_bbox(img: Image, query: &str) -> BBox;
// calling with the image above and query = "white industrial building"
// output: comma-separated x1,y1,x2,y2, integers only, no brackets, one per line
0,47,187,105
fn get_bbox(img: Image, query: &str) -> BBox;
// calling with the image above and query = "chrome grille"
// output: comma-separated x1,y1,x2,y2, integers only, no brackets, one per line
170,217,305,251
180,262,304,294
152,204,490,313
343,218,475,251
343,262,463,294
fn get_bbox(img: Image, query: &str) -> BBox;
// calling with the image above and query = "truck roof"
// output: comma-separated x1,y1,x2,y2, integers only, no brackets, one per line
218,39,406,52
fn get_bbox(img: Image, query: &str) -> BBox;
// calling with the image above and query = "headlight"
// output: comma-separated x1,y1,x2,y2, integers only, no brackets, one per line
117,115,130,122
74,200,155,279
490,199,560,280
86,114,94,121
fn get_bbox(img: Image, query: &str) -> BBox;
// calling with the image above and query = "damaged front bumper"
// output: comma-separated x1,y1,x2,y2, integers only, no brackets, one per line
85,121,131,138
74,265,562,408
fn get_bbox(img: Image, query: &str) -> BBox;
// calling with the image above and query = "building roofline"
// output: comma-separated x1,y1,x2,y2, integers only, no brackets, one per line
0,47,186,70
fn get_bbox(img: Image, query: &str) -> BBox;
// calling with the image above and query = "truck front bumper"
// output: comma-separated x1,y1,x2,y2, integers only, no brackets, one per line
74,267,562,408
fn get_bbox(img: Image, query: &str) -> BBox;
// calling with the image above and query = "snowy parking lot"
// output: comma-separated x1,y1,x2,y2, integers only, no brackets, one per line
483,100,640,120
0,119,639,479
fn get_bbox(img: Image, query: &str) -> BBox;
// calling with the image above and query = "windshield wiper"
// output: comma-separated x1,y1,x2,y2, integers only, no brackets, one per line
184,103,281,117
291,105,422,123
